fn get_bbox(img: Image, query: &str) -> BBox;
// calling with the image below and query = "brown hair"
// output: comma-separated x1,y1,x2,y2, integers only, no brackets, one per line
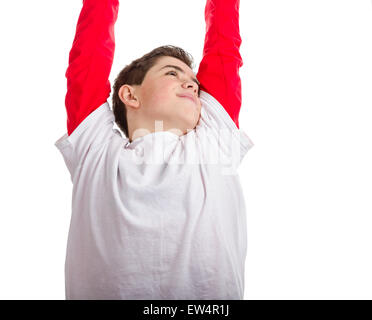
112,45,195,138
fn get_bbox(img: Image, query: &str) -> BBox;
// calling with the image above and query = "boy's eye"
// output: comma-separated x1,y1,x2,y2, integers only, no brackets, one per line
166,71,177,76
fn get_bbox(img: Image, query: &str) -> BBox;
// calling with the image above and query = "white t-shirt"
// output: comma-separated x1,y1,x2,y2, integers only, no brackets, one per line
55,90,254,300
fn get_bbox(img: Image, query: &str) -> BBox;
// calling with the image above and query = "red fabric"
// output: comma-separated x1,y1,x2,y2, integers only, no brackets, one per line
65,0,119,136
196,0,243,129
64,0,243,136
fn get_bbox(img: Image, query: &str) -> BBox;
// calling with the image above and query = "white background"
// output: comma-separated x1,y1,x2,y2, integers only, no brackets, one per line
0,0,371,299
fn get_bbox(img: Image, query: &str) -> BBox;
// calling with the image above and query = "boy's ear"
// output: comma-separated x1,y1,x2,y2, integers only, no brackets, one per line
118,84,140,109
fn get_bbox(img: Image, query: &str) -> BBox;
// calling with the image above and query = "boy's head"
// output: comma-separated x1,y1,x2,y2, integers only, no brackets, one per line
112,45,202,142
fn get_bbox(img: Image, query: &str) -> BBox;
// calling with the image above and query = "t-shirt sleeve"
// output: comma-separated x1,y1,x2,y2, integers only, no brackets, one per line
196,0,244,129
65,0,119,136
54,102,121,182
195,90,254,173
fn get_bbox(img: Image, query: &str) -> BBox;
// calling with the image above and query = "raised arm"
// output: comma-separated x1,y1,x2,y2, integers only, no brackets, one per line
196,0,243,128
65,0,119,136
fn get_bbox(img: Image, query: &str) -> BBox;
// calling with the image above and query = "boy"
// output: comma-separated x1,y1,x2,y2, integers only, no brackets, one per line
55,0,254,300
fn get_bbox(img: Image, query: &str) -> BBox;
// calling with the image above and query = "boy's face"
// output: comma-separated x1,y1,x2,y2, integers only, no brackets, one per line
123,56,202,136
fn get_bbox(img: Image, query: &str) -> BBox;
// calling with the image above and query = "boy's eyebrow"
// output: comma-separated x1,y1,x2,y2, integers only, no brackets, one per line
159,65,200,88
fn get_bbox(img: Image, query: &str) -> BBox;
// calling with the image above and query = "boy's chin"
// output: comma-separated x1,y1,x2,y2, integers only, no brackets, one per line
154,113,199,135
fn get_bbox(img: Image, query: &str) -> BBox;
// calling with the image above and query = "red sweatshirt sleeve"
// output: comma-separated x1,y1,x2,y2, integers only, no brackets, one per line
196,0,243,129
65,0,119,136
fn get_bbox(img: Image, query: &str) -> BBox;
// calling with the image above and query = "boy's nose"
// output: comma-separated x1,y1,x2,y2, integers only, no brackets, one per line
182,81,198,93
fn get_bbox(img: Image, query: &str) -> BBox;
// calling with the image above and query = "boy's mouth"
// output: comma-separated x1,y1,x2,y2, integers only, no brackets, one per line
177,93,197,105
